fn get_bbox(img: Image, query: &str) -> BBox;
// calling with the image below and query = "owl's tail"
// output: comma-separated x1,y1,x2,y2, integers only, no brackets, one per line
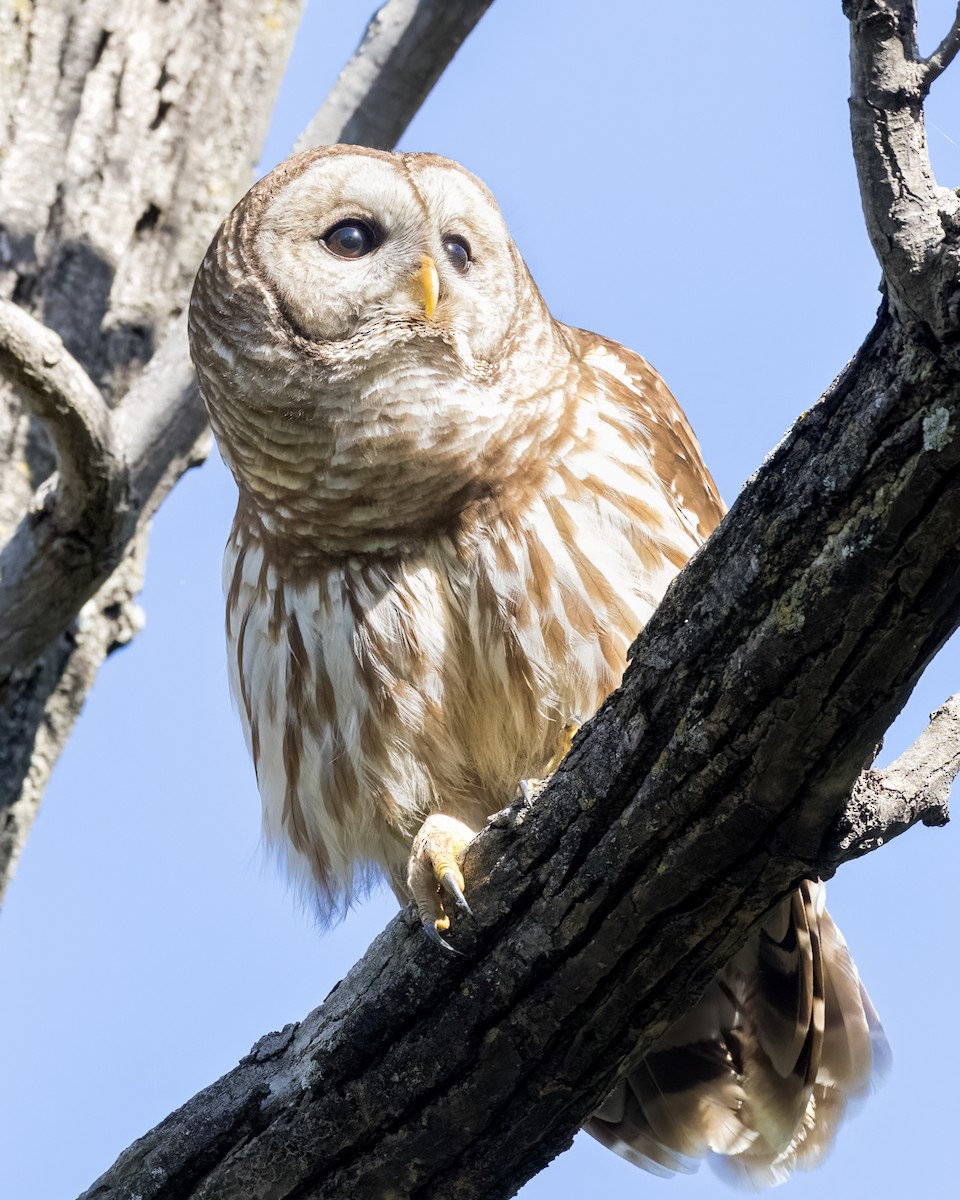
583,879,889,1188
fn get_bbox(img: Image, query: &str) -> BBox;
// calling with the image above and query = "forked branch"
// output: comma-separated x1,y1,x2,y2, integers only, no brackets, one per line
920,2,960,95
845,0,960,333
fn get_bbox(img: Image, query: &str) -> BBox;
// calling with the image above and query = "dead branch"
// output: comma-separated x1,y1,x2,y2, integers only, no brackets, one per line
295,0,495,152
829,694,958,860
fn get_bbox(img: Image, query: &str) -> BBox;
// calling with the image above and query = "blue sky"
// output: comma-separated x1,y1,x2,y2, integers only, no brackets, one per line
2,3,958,1197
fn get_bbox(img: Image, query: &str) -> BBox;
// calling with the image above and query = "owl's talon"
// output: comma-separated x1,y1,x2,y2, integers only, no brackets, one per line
422,919,465,955
519,778,537,806
439,867,473,916
547,716,582,773
517,717,583,808
408,813,478,947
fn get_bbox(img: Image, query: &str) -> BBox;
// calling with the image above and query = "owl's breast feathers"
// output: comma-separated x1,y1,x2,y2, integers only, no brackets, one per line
221,329,717,912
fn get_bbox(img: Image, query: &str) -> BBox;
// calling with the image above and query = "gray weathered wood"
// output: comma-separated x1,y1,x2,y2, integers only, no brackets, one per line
0,0,304,902
845,0,960,333
295,0,495,152
0,299,128,675
832,694,958,859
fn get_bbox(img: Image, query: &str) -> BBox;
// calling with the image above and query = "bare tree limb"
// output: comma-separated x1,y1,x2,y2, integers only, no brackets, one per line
0,300,128,675
0,0,305,905
294,0,495,153
829,694,958,860
111,313,207,535
845,0,960,333
920,2,960,95
0,299,119,515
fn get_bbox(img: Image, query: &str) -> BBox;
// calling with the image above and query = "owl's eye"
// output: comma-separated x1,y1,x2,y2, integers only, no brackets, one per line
321,219,380,259
443,235,472,274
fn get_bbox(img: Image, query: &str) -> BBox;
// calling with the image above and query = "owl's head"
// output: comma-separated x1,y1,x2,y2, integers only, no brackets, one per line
202,146,530,370
189,147,568,550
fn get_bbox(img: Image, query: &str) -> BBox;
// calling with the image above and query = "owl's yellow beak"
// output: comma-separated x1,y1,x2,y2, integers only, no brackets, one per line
415,255,440,320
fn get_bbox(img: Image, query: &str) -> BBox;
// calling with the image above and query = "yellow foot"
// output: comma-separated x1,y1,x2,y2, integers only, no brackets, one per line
407,814,477,952
518,716,582,804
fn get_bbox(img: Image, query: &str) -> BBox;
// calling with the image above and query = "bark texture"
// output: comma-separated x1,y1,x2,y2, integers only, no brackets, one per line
832,693,957,858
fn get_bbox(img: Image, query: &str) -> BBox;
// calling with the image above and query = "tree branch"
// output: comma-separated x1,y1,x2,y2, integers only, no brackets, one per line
828,693,958,861
845,0,960,333
0,300,119,516
111,313,208,536
920,3,960,95
0,300,128,676
294,0,495,153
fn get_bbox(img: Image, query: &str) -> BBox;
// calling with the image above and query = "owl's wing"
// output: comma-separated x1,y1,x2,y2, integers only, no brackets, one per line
585,880,889,1187
565,333,886,1183
569,327,727,544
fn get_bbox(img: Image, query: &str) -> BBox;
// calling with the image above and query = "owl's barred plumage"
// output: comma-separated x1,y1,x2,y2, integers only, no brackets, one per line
188,145,887,1187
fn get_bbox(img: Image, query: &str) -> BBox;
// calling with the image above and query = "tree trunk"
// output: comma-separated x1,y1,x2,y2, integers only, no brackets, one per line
0,0,303,900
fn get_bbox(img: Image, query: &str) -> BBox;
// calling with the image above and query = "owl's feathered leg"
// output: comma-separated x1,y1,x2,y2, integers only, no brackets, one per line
409,720,582,947
407,813,476,950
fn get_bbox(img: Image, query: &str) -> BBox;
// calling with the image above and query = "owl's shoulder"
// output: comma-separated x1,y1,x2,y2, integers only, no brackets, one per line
565,326,726,542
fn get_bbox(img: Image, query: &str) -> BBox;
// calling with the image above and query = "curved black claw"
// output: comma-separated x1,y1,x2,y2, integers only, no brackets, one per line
422,919,465,955
439,868,473,916
518,778,538,806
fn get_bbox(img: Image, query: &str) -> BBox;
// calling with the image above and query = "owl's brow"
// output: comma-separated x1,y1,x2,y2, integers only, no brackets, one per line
399,154,434,221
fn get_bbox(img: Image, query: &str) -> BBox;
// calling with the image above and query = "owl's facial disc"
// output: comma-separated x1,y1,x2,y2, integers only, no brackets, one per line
252,150,520,365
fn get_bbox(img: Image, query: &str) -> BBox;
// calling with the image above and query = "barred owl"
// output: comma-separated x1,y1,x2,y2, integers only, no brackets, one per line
188,146,887,1187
